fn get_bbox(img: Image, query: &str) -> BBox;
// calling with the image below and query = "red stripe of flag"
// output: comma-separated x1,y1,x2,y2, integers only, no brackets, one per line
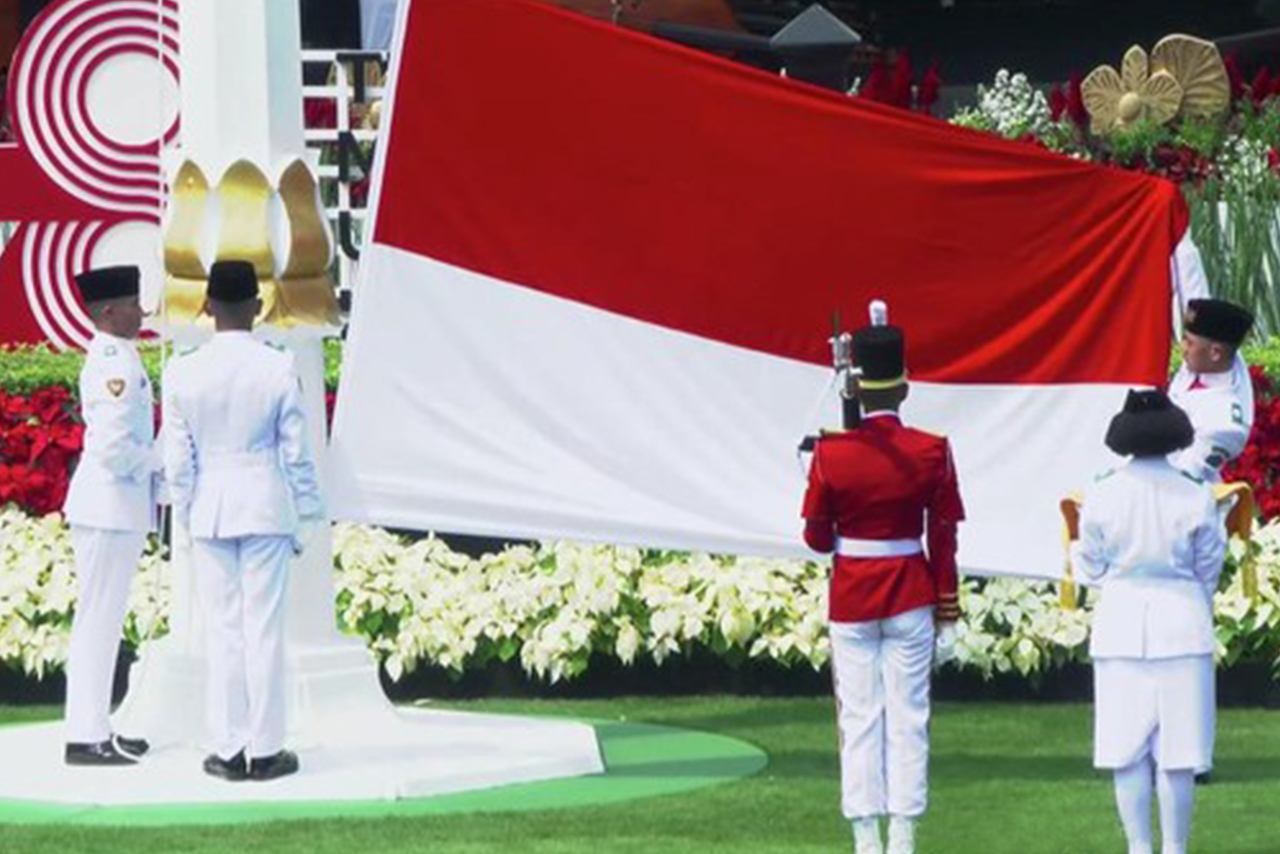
374,0,1183,384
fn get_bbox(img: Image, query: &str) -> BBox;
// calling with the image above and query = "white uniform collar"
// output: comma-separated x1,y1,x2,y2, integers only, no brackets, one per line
1127,456,1175,473
1189,368,1231,390
93,330,136,352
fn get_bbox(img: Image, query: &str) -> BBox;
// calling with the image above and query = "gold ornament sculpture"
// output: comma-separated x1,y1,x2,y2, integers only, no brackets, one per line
164,158,341,328
1081,35,1229,134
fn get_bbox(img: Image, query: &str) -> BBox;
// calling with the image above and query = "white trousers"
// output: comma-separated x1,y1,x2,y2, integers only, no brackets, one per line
192,535,292,760
830,606,935,819
65,526,147,743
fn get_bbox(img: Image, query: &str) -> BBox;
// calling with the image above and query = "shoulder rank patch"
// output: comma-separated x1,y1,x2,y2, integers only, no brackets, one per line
106,378,126,398
1179,469,1206,485
1093,467,1118,482
266,341,286,352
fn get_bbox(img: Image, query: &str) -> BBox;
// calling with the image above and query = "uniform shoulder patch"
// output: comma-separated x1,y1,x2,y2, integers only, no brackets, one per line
1093,467,1118,483
1179,469,1206,485
264,341,287,352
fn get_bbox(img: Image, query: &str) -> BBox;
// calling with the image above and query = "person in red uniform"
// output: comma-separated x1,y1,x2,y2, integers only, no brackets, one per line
802,320,964,854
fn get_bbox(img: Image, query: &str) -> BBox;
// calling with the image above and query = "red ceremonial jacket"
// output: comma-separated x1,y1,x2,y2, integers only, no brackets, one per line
801,412,964,623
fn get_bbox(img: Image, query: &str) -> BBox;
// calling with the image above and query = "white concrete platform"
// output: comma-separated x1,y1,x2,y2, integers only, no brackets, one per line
0,707,604,806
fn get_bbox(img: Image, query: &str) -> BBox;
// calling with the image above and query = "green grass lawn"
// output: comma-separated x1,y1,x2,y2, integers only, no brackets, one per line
1,697,1278,853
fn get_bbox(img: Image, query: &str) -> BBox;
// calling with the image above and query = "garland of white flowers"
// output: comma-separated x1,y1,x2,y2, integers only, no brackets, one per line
2,506,1278,684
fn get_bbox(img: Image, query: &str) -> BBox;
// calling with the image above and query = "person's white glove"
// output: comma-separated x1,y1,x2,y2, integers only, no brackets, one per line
935,622,958,664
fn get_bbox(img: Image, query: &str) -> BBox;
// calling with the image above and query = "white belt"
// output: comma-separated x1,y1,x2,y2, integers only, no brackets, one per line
836,537,923,558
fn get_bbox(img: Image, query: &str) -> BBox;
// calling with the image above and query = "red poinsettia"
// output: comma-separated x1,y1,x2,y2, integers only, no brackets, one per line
1150,143,1214,185
916,62,941,115
1223,366,1280,519
860,60,890,104
1048,83,1067,122
1065,72,1089,130
889,51,914,109
0,385,82,515
1224,53,1247,104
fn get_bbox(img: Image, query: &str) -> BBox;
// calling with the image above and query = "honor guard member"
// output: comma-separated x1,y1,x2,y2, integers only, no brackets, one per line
1169,298,1255,483
1073,391,1224,854
801,320,965,854
163,260,325,782
62,265,158,766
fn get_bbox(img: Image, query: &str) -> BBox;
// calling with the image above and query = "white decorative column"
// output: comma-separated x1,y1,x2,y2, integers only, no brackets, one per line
116,0,392,750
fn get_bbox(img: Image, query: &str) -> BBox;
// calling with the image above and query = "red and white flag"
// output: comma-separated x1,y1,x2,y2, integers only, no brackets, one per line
331,0,1194,578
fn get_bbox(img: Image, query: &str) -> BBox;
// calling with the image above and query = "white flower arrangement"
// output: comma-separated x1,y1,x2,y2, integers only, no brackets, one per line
1220,135,1276,193
5,506,1280,684
952,69,1052,140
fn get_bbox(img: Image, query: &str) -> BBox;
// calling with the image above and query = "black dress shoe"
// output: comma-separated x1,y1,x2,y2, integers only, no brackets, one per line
65,739,138,766
113,734,150,757
249,749,299,781
203,751,248,782
1195,771,1212,785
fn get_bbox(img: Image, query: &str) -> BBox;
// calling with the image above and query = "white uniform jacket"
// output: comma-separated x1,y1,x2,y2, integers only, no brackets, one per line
63,332,158,532
163,332,324,538
1071,458,1225,660
1168,355,1253,483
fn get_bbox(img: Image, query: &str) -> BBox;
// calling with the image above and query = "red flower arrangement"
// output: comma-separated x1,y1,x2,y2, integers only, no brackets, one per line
1222,365,1280,519
857,52,942,115
0,386,83,515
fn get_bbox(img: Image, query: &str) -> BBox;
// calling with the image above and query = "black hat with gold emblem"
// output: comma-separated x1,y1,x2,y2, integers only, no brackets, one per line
74,266,140,304
853,325,906,389
207,260,260,303
1105,389,1194,457
1185,298,1253,348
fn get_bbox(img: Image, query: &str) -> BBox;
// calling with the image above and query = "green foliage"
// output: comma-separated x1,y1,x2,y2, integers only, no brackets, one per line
1185,171,1280,337
1173,113,1227,159
1102,118,1172,168
0,341,344,394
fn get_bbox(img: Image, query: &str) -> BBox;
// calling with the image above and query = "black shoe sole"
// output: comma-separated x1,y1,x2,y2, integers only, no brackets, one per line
65,755,138,767
203,767,249,782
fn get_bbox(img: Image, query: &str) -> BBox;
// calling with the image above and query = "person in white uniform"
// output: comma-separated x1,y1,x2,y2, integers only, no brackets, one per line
1169,298,1254,483
62,265,158,766
163,260,325,782
1073,390,1225,854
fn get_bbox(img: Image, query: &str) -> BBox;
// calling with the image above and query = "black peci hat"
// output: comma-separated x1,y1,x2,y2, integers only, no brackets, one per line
1185,298,1253,348
206,260,260,303
74,266,140,304
853,325,906,389
1105,389,1194,457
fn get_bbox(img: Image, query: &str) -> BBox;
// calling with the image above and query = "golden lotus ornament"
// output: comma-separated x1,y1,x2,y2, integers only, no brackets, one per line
163,158,341,329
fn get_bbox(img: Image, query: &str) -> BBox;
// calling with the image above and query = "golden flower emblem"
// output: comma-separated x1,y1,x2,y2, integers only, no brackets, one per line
1081,35,1229,135
1082,45,1183,134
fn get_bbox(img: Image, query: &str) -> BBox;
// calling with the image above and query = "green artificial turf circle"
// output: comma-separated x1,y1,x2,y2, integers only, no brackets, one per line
0,718,767,827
